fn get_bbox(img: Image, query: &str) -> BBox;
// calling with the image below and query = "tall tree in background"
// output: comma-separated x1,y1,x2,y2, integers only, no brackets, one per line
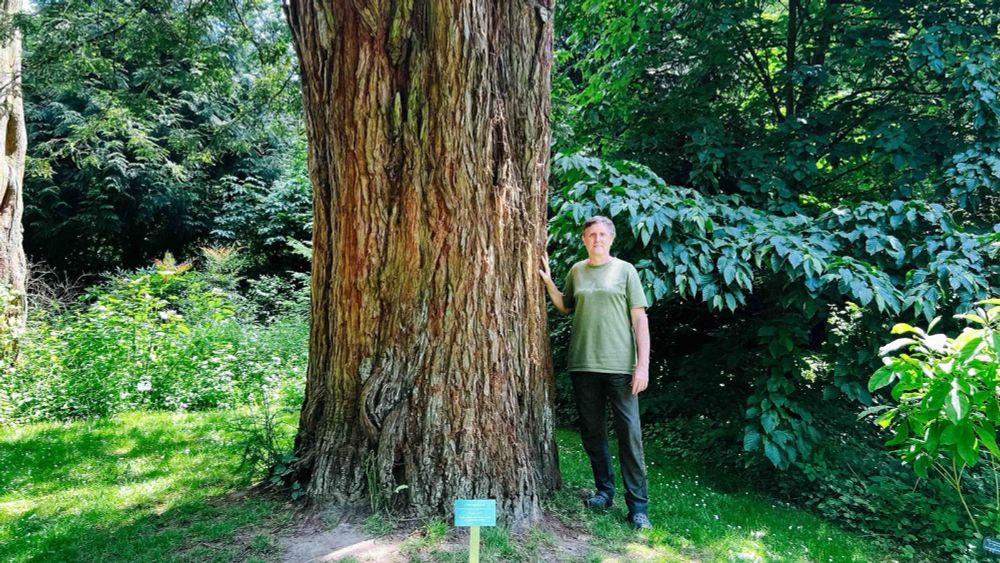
548,0,1000,470
22,0,306,276
285,1,559,523
0,0,26,354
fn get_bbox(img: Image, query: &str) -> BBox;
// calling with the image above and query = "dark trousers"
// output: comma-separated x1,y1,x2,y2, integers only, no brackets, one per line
571,371,649,515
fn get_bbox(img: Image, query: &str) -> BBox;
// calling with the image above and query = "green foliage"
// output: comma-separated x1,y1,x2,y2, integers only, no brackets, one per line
549,6,1000,553
550,152,1000,469
869,300,1000,538
227,387,302,498
555,0,1000,220
211,140,313,275
0,283,24,364
0,260,307,424
244,273,311,322
647,411,993,560
793,428,991,561
21,0,308,276
551,153,999,318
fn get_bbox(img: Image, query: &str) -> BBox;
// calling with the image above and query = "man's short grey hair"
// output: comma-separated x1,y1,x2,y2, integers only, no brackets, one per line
583,215,616,237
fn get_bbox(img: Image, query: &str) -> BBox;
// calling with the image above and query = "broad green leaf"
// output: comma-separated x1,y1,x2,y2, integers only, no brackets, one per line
886,423,910,446
925,423,943,454
925,383,949,411
944,381,970,424
868,364,897,392
952,331,983,363
974,424,1000,460
761,411,779,434
875,410,895,429
764,441,783,467
914,454,932,478
987,395,1000,422
878,338,916,356
955,422,978,466
958,313,988,326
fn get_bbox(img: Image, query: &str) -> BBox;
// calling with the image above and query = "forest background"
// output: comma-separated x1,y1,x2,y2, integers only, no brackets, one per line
3,0,1000,560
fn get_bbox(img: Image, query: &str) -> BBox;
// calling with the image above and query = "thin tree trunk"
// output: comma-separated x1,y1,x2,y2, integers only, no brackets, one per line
0,0,26,356
785,0,798,119
284,0,559,525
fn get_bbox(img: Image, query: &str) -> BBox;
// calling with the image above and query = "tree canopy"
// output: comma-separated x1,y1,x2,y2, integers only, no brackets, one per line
548,0,1000,469
22,0,308,275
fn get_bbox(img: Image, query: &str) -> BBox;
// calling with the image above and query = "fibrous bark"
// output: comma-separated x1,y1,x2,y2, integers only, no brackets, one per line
0,0,26,353
284,0,559,525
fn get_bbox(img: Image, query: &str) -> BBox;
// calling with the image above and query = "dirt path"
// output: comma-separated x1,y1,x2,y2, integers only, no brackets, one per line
275,508,599,563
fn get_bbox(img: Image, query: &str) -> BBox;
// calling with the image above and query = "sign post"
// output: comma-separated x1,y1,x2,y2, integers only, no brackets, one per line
454,499,496,563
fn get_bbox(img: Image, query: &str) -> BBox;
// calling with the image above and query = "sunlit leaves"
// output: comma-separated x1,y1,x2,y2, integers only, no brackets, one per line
550,153,999,317
22,0,303,274
869,302,1000,481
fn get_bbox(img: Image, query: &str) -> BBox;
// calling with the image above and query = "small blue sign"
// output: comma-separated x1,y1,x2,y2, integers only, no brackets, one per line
984,537,1000,555
454,499,496,527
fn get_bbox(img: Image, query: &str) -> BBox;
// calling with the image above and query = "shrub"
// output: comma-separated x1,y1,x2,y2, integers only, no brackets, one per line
227,383,302,496
0,259,307,424
244,273,311,322
868,299,1000,549
790,418,987,561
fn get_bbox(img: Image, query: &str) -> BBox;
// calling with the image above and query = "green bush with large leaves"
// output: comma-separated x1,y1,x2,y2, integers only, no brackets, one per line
869,300,1000,539
545,7,1000,555
555,0,1000,219
548,152,1000,469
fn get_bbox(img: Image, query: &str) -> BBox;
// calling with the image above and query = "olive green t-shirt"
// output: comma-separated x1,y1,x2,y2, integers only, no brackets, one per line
563,257,648,374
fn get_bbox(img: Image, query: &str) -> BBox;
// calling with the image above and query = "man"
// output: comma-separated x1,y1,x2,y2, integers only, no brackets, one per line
539,215,653,530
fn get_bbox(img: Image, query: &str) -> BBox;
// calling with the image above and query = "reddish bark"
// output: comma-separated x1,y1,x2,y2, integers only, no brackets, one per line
285,0,559,524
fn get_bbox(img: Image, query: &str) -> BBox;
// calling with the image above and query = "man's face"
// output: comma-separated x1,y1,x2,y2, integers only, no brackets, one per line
582,223,614,257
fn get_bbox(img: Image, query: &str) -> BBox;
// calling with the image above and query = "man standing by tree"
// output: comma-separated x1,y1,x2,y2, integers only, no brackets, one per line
539,215,653,530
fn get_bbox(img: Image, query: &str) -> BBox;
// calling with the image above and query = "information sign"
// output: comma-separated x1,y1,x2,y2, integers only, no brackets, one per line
984,537,1000,555
454,499,497,563
454,499,497,527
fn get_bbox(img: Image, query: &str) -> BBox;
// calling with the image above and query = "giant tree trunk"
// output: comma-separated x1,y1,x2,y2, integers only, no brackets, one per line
284,1,559,524
0,0,26,354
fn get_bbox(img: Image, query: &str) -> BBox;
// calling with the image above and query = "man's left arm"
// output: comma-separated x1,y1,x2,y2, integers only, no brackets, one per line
630,307,650,395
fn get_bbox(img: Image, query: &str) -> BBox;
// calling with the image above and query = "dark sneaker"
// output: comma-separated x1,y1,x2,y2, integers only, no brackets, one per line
584,493,613,510
629,512,653,530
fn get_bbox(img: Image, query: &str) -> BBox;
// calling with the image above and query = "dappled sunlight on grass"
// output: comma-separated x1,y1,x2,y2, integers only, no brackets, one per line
704,534,767,562
1,414,900,561
551,429,891,562
621,539,688,561
0,410,292,562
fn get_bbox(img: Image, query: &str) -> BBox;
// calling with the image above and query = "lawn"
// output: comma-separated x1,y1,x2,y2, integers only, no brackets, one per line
548,430,894,562
0,412,900,562
0,411,292,562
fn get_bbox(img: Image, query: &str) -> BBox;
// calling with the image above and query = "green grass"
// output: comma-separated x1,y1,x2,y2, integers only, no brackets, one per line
363,513,396,537
0,411,293,562
550,429,894,562
1,412,901,562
